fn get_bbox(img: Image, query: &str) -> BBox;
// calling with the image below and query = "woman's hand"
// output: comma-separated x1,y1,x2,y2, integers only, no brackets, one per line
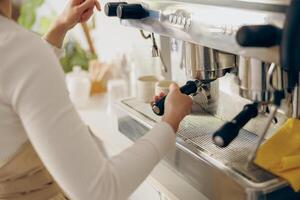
43,0,101,48
153,84,193,133
57,0,101,32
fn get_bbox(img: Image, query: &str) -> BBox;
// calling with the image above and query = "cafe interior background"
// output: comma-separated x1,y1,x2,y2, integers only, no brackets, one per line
7,0,300,200
14,0,157,86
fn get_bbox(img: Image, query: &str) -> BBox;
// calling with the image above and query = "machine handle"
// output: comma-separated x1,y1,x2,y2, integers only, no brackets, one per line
236,25,282,47
280,0,300,88
213,103,258,148
104,2,128,17
152,80,199,116
117,4,149,19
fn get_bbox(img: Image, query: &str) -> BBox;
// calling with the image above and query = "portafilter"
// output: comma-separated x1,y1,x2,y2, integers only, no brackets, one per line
152,42,237,116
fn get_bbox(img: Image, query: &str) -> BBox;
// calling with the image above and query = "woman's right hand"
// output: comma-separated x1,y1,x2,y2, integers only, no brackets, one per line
154,83,193,133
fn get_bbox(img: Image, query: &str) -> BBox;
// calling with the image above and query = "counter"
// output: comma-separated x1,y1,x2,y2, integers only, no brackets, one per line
77,94,209,200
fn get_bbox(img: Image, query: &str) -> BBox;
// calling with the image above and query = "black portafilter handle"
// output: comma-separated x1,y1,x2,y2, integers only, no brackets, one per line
152,80,199,116
104,2,128,17
117,4,149,19
236,25,282,47
213,103,259,148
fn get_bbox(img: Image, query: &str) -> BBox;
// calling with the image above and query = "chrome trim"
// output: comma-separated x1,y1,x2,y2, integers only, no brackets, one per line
121,0,285,63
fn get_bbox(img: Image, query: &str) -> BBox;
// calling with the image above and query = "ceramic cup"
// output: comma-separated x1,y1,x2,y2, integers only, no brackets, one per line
155,80,176,96
137,75,160,103
66,66,91,108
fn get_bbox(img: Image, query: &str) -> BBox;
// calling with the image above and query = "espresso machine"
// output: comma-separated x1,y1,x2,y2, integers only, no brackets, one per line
105,0,300,199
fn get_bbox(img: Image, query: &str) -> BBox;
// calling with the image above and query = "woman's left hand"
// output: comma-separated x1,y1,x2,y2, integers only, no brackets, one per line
57,0,101,32
43,0,101,48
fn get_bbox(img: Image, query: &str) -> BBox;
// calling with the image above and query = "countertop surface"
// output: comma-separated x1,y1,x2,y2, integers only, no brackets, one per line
77,94,209,200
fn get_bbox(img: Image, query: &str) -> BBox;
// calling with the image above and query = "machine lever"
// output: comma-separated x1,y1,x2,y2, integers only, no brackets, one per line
213,103,258,148
152,80,200,116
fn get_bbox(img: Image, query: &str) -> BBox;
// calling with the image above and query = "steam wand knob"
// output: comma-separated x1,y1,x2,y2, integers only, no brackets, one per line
213,103,259,148
104,2,128,17
236,25,282,47
117,4,150,19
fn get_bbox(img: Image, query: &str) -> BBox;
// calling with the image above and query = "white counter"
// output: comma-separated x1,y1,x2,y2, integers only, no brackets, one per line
77,94,209,200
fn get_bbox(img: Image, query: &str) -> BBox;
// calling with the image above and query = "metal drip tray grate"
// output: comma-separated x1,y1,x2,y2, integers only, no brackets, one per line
178,114,258,165
120,98,275,183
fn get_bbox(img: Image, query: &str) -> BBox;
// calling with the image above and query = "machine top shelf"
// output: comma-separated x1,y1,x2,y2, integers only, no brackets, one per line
145,0,289,12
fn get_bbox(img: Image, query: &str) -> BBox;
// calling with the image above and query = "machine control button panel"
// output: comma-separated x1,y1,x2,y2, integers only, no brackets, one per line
208,24,241,37
168,15,174,23
167,10,192,31
167,10,243,36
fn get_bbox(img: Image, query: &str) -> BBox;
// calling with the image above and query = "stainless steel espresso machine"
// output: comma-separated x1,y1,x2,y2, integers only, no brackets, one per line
105,0,300,199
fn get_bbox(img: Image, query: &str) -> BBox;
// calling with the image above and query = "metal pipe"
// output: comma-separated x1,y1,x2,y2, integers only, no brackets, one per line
246,105,278,169
292,79,300,119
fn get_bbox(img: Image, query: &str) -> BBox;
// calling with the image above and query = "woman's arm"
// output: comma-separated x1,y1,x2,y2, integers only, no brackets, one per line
2,32,192,200
43,0,101,48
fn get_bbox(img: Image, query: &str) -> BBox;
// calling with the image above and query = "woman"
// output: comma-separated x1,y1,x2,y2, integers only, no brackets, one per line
0,0,193,200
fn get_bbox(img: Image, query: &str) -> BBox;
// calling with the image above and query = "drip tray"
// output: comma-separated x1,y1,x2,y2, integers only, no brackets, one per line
177,114,276,183
119,98,276,183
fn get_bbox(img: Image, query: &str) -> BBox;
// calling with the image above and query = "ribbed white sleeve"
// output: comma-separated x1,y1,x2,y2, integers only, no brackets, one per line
0,20,175,200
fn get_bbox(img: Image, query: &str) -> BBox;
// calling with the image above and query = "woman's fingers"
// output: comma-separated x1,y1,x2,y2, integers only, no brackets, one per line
152,95,159,102
95,0,101,11
169,83,180,93
155,96,160,102
70,0,83,6
77,0,100,23
159,92,165,98
80,7,94,22
151,91,167,107
151,95,159,107
77,0,101,13
77,0,95,13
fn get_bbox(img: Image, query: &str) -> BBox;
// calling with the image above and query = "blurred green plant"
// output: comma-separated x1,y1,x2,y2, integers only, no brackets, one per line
18,0,44,30
60,41,97,73
18,0,96,73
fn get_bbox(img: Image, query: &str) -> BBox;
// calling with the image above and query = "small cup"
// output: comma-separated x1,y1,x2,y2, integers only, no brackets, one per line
66,66,91,108
137,75,159,103
107,79,127,114
155,80,176,96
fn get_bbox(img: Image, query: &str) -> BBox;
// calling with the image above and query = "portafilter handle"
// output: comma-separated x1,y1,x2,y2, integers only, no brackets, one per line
152,80,200,116
213,103,259,148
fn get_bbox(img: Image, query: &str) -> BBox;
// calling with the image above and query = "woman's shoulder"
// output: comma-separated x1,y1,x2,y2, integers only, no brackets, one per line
0,16,51,57
0,17,61,81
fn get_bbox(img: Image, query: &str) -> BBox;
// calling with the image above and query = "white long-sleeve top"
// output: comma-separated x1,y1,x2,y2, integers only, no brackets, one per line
0,16,176,200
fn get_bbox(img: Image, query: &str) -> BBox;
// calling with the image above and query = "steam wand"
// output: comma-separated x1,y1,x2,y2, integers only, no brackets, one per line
140,30,168,73
246,63,285,168
246,106,278,168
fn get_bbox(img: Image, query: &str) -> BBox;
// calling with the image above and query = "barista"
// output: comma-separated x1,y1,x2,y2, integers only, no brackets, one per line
0,0,192,200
